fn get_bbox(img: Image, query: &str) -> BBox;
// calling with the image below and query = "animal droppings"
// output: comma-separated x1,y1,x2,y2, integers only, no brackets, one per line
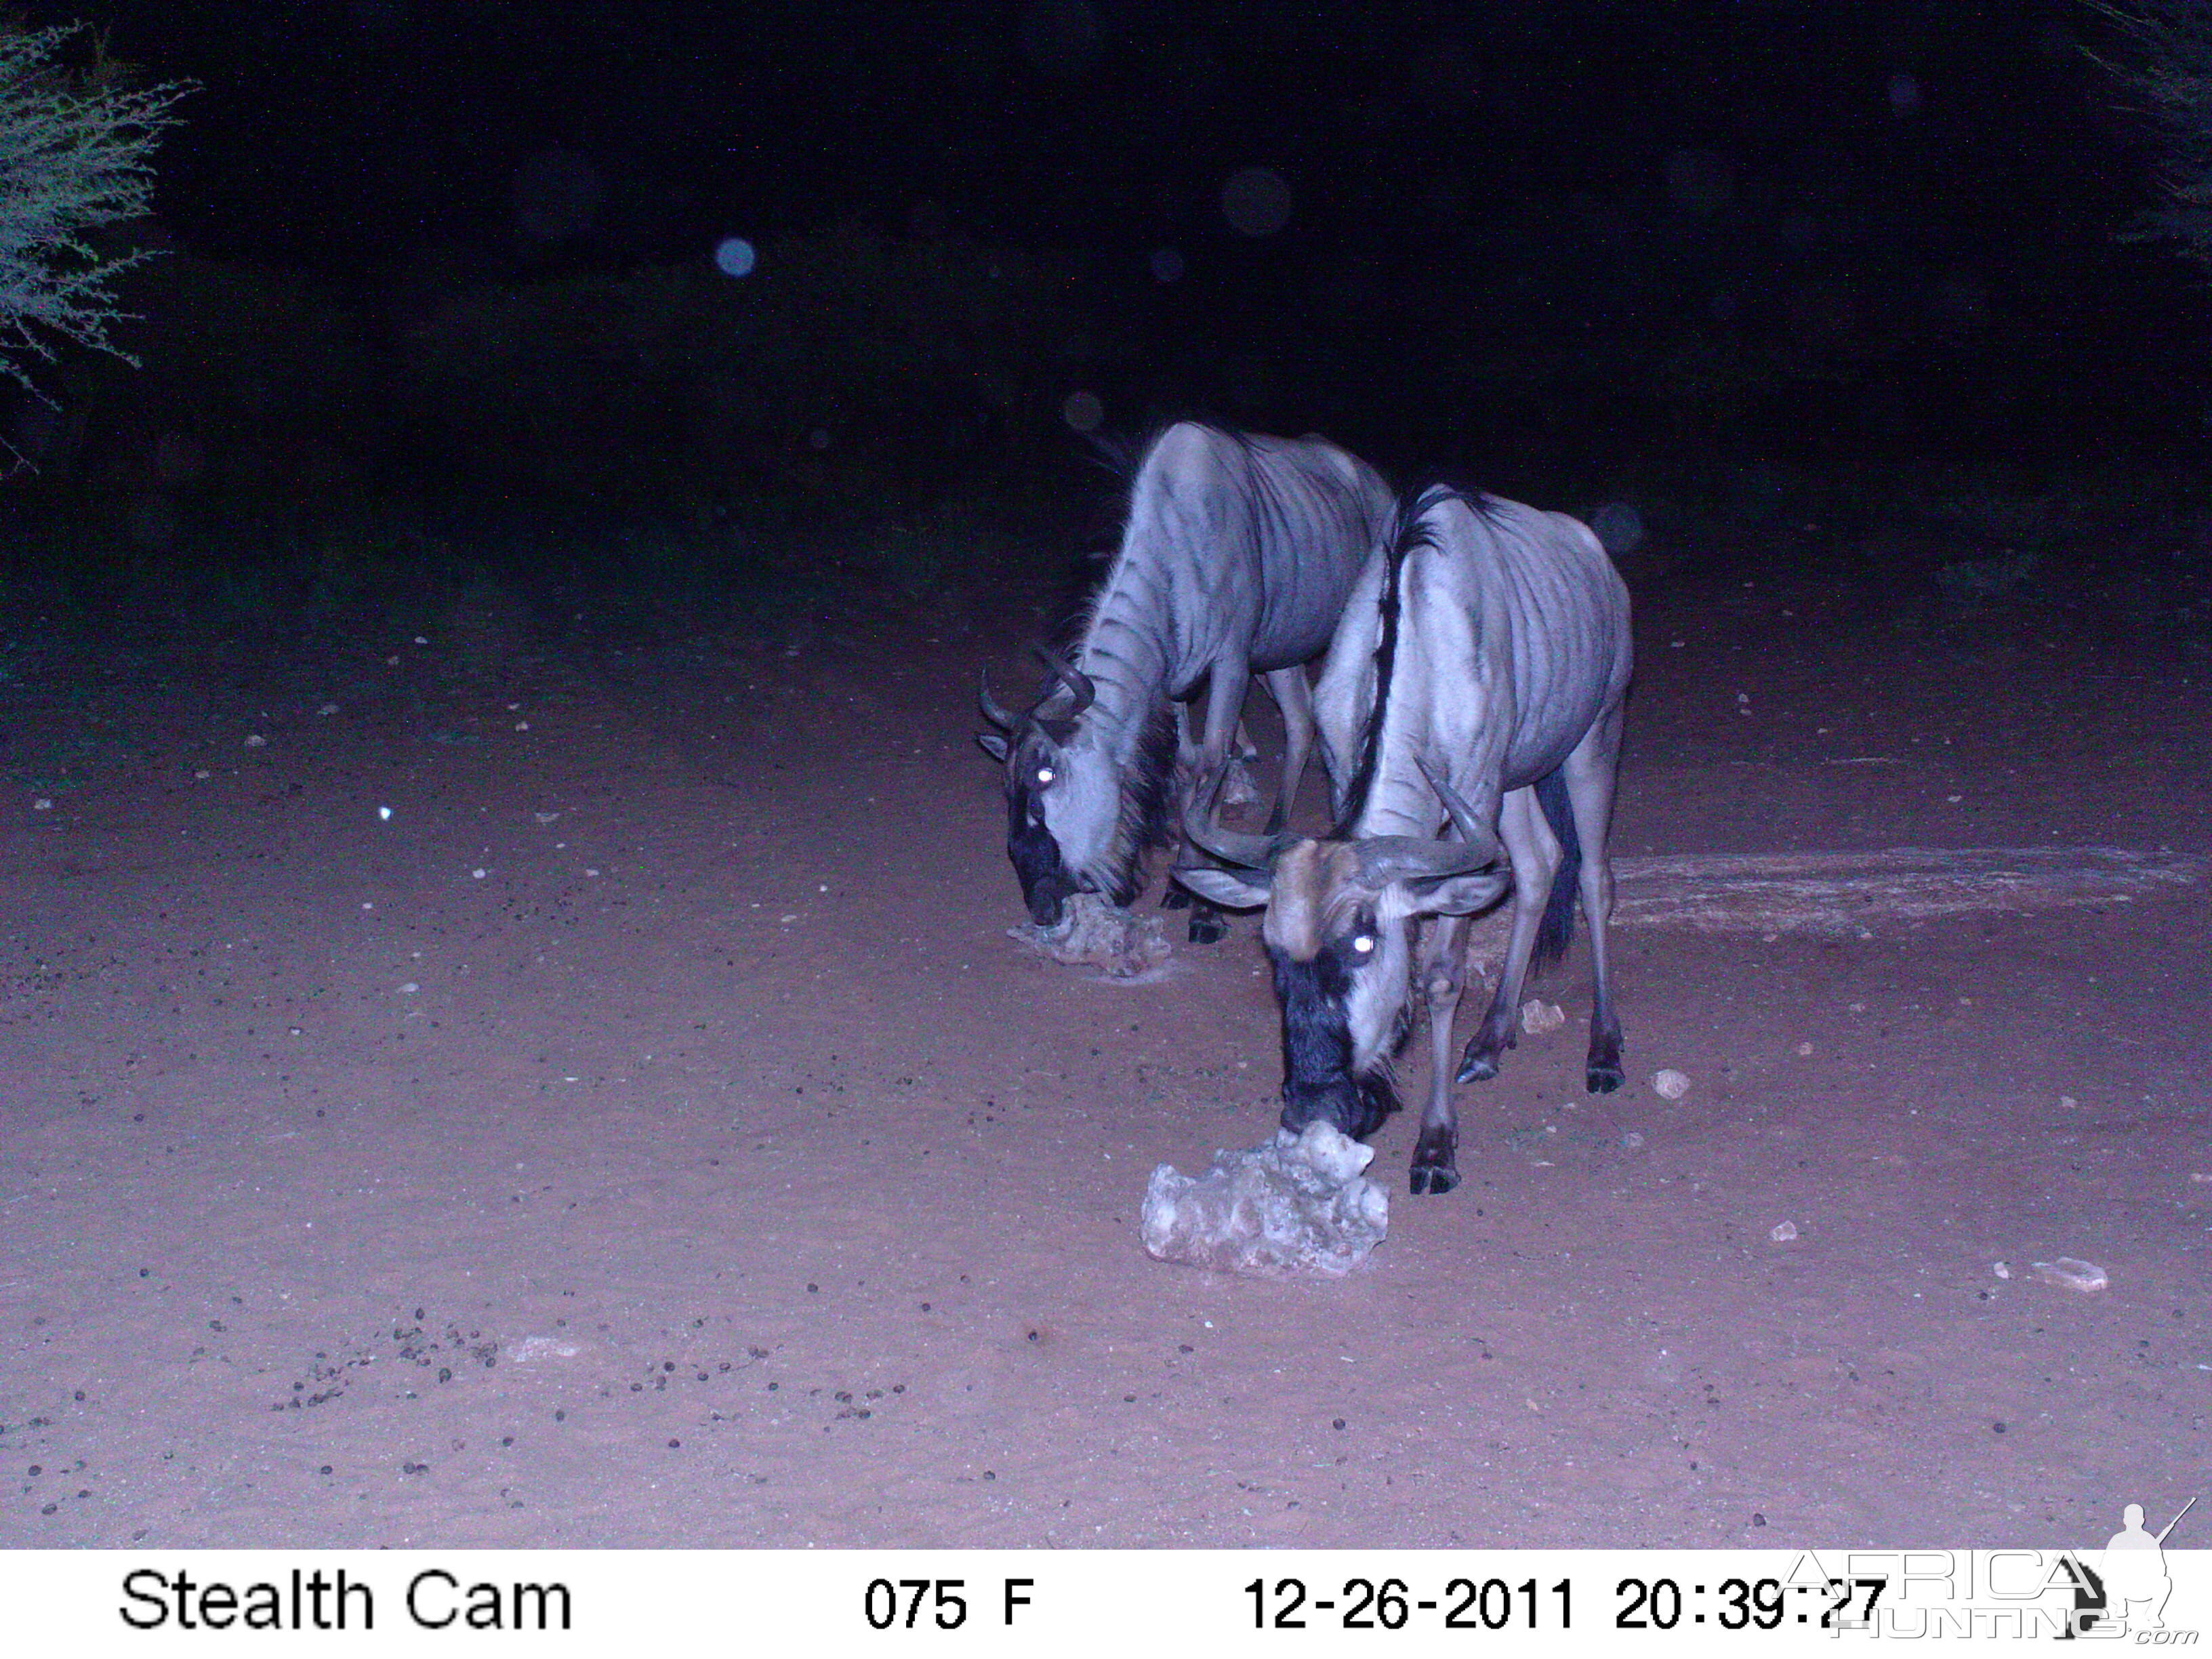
1520,999,1565,1035
2032,1257,2108,1292
1141,1122,1389,1277
1009,892,1171,980
1652,1069,1692,1101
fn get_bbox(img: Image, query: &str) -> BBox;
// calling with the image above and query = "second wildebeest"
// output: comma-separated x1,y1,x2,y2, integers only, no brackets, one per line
1179,483,1633,1194
978,422,1395,941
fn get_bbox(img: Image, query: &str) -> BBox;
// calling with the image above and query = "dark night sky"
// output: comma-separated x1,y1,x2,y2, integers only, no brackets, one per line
47,3,2149,273
27,0,2209,468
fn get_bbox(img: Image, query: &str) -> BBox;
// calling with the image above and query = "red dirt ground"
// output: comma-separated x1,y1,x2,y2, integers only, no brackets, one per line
3,521,2206,1549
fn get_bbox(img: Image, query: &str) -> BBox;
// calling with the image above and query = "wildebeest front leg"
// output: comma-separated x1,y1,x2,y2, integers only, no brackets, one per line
1410,914,1470,1195
1564,701,1626,1092
1457,786,1561,1084
1258,665,1316,835
1171,657,1255,944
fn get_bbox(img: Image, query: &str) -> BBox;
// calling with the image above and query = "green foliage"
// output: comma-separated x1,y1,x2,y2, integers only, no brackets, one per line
0,22,193,407
2093,2,2212,273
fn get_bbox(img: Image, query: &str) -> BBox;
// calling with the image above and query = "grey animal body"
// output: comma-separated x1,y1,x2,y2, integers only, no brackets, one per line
979,422,1396,936
1180,483,1633,1195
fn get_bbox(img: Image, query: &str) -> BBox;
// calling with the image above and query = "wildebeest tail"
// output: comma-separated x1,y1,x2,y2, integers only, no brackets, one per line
1532,766,1580,972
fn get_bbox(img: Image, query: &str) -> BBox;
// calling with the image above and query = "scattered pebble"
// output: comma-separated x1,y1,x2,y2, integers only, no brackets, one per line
398,983,419,995
32,798,52,812
472,868,487,880
1652,1069,1692,1101
504,1336,583,1364
1520,999,1565,1035
1849,1002,1866,1014
1620,1131,1645,1150
2032,1257,2108,1292
318,702,339,716
1769,1221,1798,1243
244,734,266,748
377,806,392,821
535,812,561,825
1795,1041,1814,1057
1994,1261,2011,1278
2060,1096,2078,1110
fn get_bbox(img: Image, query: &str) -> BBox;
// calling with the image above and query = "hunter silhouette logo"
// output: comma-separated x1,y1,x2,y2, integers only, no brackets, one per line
2067,1496,2196,1638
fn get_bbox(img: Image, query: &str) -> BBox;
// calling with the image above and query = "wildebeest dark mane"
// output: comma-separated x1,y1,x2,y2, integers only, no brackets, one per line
1109,701,1181,905
1332,482,1507,837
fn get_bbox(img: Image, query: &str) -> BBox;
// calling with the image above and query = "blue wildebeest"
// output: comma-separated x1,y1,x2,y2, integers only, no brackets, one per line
977,422,1395,942
1176,483,1633,1194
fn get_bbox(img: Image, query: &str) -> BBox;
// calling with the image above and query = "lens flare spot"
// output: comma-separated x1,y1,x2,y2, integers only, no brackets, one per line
1221,167,1293,237
1061,390,1103,432
714,237,757,277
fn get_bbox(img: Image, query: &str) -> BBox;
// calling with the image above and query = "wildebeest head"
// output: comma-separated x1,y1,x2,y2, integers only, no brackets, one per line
977,647,1122,927
1174,764,1509,1139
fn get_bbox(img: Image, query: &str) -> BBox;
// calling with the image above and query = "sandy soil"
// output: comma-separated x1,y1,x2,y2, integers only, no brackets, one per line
3,520,2207,1549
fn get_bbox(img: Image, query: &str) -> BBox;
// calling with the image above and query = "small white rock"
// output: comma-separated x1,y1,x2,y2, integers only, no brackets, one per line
32,798,52,812
1994,1261,2011,1279
318,702,339,716
1795,1041,1814,1057
472,867,487,879
1621,1131,1645,1149
398,982,419,994
534,812,561,824
244,734,266,748
2032,1257,2108,1292
504,1336,583,1363
1520,998,1565,1035
1770,1221,1799,1243
2060,1095,2078,1110
1652,1068,1692,1101
377,806,392,821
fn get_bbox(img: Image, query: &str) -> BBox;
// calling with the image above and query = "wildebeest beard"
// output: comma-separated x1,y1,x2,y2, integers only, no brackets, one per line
1269,941,1404,1140
1005,781,1080,926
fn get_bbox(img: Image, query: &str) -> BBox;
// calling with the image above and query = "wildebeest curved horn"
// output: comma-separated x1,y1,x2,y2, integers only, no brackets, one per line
1180,796,1289,872
1033,644,1096,716
978,669,1023,732
1353,833,1504,886
1414,754,1507,867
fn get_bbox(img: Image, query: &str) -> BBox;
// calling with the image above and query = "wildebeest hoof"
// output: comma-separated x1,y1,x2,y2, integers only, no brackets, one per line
1456,1044,1501,1084
1187,910,1230,945
1408,1130,1460,1195
1586,1059,1624,1094
1219,757,1261,808
1159,886,1194,911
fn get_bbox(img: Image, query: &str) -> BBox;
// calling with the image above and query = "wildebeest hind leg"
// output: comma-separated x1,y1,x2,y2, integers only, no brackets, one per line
1258,665,1316,835
1564,701,1626,1092
1457,787,1561,1083
1410,915,1470,1195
